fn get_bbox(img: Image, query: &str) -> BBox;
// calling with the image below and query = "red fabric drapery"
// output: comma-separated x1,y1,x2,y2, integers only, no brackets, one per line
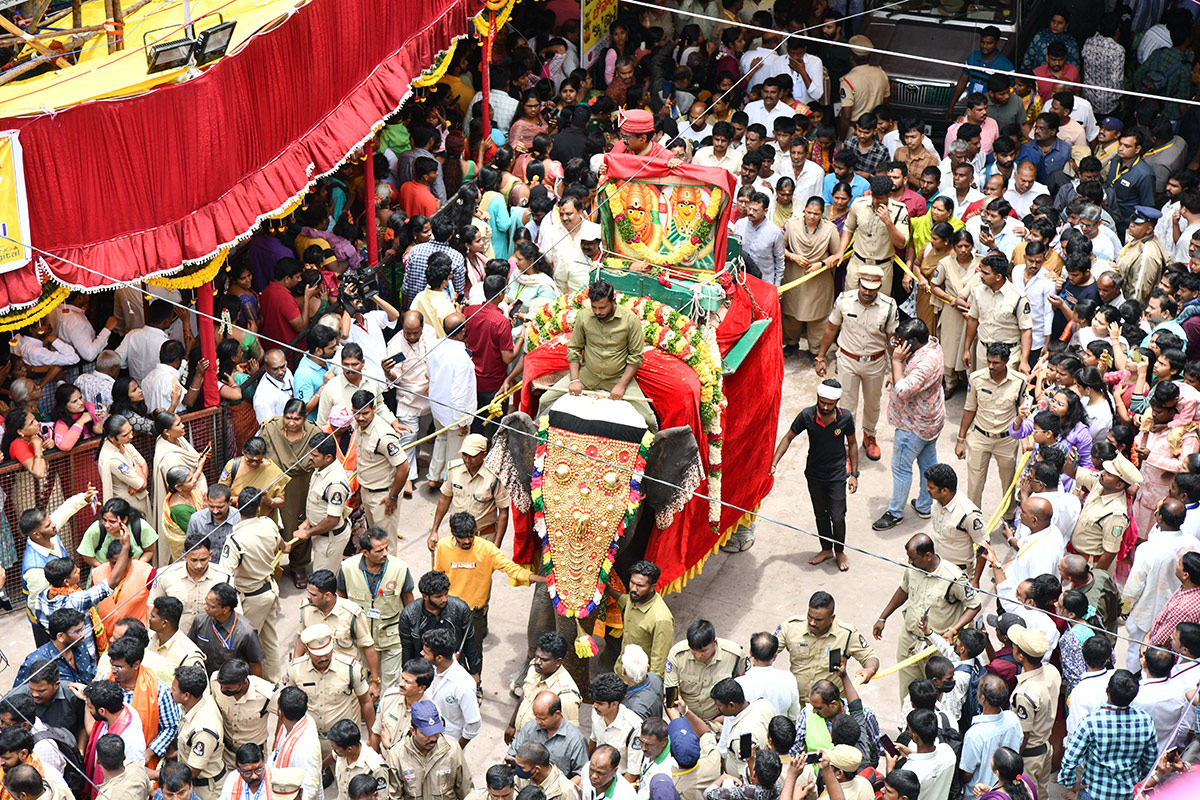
0,0,481,312
512,276,783,590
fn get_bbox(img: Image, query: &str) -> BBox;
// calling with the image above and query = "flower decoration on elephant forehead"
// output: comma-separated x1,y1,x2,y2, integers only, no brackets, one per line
531,401,653,617
526,290,727,528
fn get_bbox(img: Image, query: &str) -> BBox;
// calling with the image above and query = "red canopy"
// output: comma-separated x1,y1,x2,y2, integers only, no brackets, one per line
513,276,783,591
0,0,480,311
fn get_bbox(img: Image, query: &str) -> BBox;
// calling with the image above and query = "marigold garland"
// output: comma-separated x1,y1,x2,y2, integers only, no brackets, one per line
604,183,725,267
0,281,71,332
146,249,228,291
473,0,520,38
413,39,459,88
526,290,727,527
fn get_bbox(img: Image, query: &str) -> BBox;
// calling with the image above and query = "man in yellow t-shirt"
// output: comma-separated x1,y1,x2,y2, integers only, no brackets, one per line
432,512,548,671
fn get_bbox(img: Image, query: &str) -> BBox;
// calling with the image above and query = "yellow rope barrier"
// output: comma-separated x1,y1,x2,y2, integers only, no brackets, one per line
892,254,952,305
985,447,1033,534
853,645,939,686
400,381,525,452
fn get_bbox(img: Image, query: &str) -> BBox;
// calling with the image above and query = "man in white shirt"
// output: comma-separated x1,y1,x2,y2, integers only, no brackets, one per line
941,162,984,220
693,121,744,177
1065,640,1115,737
680,102,714,146
341,295,400,385
743,77,794,133
543,196,591,295
48,295,116,363
1133,647,1193,750
115,299,173,385
425,312,476,487
11,332,78,370
1009,242,1056,359
423,627,481,748
384,313,435,493
253,350,296,425
142,340,204,415
1009,578,1061,660
585,745,637,800
1002,162,1048,219
776,138,825,205
1122,499,1200,671
901,709,956,800
764,39,823,105
988,497,1065,605
1027,462,1082,539
735,632,800,719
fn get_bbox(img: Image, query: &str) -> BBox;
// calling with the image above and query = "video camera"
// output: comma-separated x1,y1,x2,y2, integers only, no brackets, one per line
339,265,382,315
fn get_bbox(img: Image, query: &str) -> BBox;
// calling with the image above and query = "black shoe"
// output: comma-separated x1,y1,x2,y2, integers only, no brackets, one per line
872,512,903,530
782,344,800,356
910,500,932,519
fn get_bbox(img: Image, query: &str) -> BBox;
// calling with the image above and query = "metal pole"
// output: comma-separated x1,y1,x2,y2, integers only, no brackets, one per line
198,283,219,407
182,0,194,38
364,142,379,269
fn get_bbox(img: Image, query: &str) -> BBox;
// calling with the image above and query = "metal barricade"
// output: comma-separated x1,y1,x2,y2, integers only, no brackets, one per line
0,406,234,607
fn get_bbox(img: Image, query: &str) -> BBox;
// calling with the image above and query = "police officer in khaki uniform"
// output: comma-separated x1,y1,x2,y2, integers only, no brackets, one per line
838,36,890,130
429,435,511,546
328,718,394,800
296,433,351,577
664,708,722,800
963,253,1033,374
387,699,473,800
286,624,375,759
352,389,409,544
508,632,582,739
1118,206,1168,303
211,658,278,771
172,665,226,800
925,464,988,584
816,264,898,461
955,343,1026,520
220,489,283,684
295,569,379,693
776,591,879,699
339,527,414,688
1071,454,1140,573
838,174,910,294
874,534,982,701
1007,625,1061,800
664,621,745,731
148,534,234,635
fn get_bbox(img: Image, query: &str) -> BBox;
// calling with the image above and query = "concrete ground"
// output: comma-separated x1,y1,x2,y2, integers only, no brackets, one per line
0,352,1091,796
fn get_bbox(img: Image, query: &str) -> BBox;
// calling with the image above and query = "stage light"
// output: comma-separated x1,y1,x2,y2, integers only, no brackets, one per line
195,21,237,65
146,37,197,74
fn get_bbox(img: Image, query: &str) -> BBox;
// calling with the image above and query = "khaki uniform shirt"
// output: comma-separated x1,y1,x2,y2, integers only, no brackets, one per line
776,619,876,698
286,653,368,732
210,673,277,754
721,697,775,776
306,460,350,527
665,638,745,724
219,517,280,594
148,562,234,635
590,704,644,776
828,290,898,357
839,65,890,119
1011,664,1062,747
179,694,226,780
388,730,473,800
567,305,645,389
615,593,675,678
1071,470,1130,556
371,687,414,747
516,664,581,731
899,559,982,635
672,732,723,800
844,197,909,261
968,282,1032,344
1118,235,1168,304
964,368,1026,435
441,462,510,530
335,745,393,800
298,596,374,662
931,492,987,567
517,765,578,800
357,416,406,492
151,630,206,671
100,761,152,800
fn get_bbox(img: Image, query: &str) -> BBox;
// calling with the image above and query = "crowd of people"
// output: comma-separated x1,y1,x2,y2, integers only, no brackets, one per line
9,3,1200,800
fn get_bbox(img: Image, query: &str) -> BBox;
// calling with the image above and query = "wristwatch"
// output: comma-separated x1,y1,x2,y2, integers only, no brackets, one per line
848,470,860,478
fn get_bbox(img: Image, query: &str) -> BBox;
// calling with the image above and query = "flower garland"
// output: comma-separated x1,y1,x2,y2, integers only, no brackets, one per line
0,281,71,332
604,183,724,267
473,0,521,38
530,415,653,618
413,39,459,88
526,290,727,527
146,248,228,291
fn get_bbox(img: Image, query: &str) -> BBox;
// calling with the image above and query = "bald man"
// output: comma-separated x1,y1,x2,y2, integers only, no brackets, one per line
986,496,1065,602
425,312,477,489
385,310,438,496
508,690,589,780
254,349,295,423
1059,554,1121,643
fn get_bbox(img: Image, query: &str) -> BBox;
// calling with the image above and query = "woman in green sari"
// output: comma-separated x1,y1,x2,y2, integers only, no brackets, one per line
163,464,204,559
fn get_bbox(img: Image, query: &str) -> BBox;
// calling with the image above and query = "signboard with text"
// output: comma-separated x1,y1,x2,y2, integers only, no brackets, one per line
581,0,618,68
0,131,31,274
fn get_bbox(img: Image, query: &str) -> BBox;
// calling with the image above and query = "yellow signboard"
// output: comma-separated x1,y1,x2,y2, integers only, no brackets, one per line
581,0,619,69
0,131,31,274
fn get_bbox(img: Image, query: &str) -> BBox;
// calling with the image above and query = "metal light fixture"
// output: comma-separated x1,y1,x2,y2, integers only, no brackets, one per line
143,16,236,74
146,37,198,74
195,21,237,65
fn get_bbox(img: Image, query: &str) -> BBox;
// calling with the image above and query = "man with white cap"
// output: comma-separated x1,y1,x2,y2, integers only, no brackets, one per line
815,264,898,463
430,434,510,547
1006,624,1060,800
1070,454,1140,573
771,379,860,571
285,624,375,761
387,699,472,800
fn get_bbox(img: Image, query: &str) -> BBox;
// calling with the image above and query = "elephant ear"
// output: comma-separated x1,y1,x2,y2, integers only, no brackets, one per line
641,426,703,530
484,411,539,513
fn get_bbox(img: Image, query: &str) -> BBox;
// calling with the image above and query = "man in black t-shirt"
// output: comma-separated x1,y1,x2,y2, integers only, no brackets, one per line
770,379,860,571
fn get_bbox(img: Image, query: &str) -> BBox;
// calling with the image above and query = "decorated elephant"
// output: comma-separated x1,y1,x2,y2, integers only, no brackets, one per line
486,394,703,686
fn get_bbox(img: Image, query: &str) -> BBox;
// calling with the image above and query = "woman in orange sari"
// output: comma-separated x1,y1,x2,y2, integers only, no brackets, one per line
94,538,153,640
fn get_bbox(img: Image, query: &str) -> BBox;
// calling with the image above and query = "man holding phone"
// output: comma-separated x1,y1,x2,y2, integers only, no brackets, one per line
777,591,879,700
709,678,773,778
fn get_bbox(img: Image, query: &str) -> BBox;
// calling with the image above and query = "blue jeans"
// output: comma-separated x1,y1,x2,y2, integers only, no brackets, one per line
887,428,938,516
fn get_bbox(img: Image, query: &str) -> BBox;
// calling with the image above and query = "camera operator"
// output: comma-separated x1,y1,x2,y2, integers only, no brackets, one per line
338,270,401,384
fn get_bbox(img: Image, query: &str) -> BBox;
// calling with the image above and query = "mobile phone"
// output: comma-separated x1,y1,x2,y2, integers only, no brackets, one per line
739,733,752,759
1166,746,1180,762
828,648,842,673
879,734,899,757
804,751,822,765
661,80,674,100
665,686,678,707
